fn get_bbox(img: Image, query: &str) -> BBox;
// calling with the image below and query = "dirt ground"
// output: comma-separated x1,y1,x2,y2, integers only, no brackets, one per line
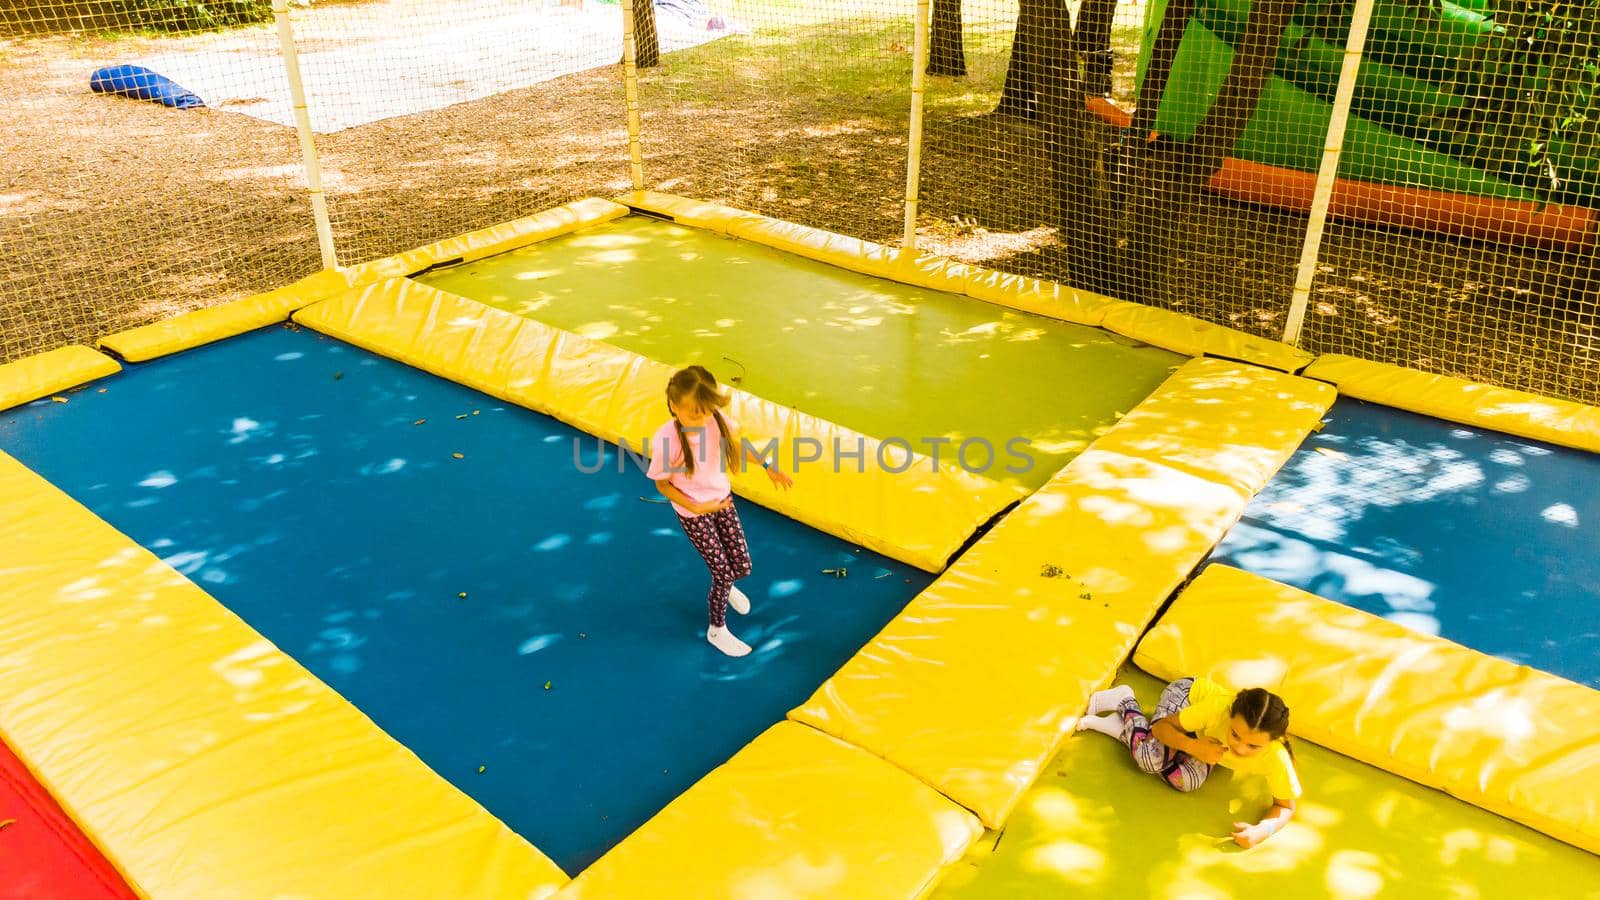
2,12,1596,404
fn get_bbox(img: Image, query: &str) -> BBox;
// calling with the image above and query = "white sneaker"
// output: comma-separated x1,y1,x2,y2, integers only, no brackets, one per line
1075,713,1124,737
1086,684,1136,716
707,625,751,657
728,586,751,616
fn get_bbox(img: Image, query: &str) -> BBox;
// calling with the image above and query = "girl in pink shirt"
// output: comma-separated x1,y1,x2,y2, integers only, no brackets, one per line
647,366,791,657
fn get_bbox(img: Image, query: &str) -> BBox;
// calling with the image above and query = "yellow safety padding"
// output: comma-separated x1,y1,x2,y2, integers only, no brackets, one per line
0,451,568,898
613,189,768,234
1134,564,1600,855
100,268,354,362
0,345,120,411
1100,302,1314,373
1087,357,1335,495
790,449,1249,828
1305,353,1600,453
351,196,631,284
560,722,982,899
294,277,1023,572
100,199,628,364
961,268,1115,328
790,360,1331,828
615,192,1119,328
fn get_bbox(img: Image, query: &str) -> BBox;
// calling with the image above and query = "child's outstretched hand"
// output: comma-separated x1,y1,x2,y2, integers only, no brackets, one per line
1230,821,1269,849
767,466,793,490
1191,737,1227,765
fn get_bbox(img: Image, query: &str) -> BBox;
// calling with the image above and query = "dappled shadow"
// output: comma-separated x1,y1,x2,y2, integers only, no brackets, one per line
934,669,1599,899
0,323,931,874
419,215,1182,489
1215,398,1600,686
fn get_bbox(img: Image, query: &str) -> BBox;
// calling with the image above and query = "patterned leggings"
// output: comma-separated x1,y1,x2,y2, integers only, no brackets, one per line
1117,677,1213,792
676,502,752,628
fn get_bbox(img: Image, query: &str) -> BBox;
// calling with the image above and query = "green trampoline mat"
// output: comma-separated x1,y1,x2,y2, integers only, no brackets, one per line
935,669,1600,899
419,216,1181,489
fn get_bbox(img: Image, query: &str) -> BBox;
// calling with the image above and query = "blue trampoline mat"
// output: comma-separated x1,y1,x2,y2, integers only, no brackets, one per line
1214,397,1600,687
0,325,931,873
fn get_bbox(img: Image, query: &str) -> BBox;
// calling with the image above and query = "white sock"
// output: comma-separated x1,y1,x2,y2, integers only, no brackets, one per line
728,586,751,616
1075,712,1123,737
707,625,751,657
1086,684,1136,716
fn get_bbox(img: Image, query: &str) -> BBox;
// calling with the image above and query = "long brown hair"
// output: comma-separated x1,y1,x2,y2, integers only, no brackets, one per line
666,365,739,476
1231,687,1293,759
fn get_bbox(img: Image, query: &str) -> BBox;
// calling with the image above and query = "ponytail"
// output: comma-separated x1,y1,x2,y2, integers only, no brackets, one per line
1231,687,1292,758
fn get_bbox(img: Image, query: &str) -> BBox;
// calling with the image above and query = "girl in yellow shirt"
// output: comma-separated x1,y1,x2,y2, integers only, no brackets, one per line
1076,677,1301,848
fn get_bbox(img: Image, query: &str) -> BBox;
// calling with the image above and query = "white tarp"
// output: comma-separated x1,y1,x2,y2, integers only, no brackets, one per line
125,2,733,133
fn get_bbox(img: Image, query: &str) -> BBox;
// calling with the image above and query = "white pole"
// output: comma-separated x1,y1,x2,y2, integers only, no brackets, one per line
902,0,931,252
619,0,646,191
1283,0,1376,344
273,0,338,270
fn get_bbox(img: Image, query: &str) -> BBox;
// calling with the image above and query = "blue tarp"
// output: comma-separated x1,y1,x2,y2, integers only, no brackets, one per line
90,64,204,109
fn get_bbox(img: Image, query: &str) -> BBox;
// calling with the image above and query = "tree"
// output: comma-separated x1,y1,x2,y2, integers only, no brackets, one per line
1115,0,1299,304
994,0,1059,118
631,0,660,69
929,0,967,77
1072,0,1118,96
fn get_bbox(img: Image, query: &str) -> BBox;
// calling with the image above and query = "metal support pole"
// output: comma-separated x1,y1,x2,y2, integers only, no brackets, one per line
902,0,932,251
620,0,647,190
272,0,338,270
1283,0,1376,344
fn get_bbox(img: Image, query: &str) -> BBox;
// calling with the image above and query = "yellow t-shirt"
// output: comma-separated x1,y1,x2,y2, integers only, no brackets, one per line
1176,677,1302,800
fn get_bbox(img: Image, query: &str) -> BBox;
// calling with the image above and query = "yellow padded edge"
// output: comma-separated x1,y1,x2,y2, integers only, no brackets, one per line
790,361,1332,828
99,199,628,363
1100,301,1314,373
1087,357,1336,496
0,451,567,898
615,191,1116,327
1134,564,1600,855
1304,353,1600,453
613,189,768,234
293,277,1023,572
560,721,982,899
0,345,120,411
350,196,631,283
100,268,354,362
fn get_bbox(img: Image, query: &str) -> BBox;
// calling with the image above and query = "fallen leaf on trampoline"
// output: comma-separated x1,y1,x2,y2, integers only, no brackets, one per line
452,452,464,459
413,418,426,425
51,396,67,403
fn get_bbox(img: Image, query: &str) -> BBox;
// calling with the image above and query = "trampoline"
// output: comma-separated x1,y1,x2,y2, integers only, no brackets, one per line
418,214,1182,488
936,668,1600,899
1213,397,1600,687
0,324,929,873
0,194,1595,897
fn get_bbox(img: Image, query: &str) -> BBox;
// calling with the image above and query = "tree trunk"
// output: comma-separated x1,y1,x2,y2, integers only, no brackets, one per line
1131,0,1194,133
929,0,967,77
632,0,660,69
995,1,1047,118
1072,0,1118,97
1122,0,1299,304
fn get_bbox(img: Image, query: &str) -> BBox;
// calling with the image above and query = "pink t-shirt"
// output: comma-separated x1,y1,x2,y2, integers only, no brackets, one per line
646,417,735,517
